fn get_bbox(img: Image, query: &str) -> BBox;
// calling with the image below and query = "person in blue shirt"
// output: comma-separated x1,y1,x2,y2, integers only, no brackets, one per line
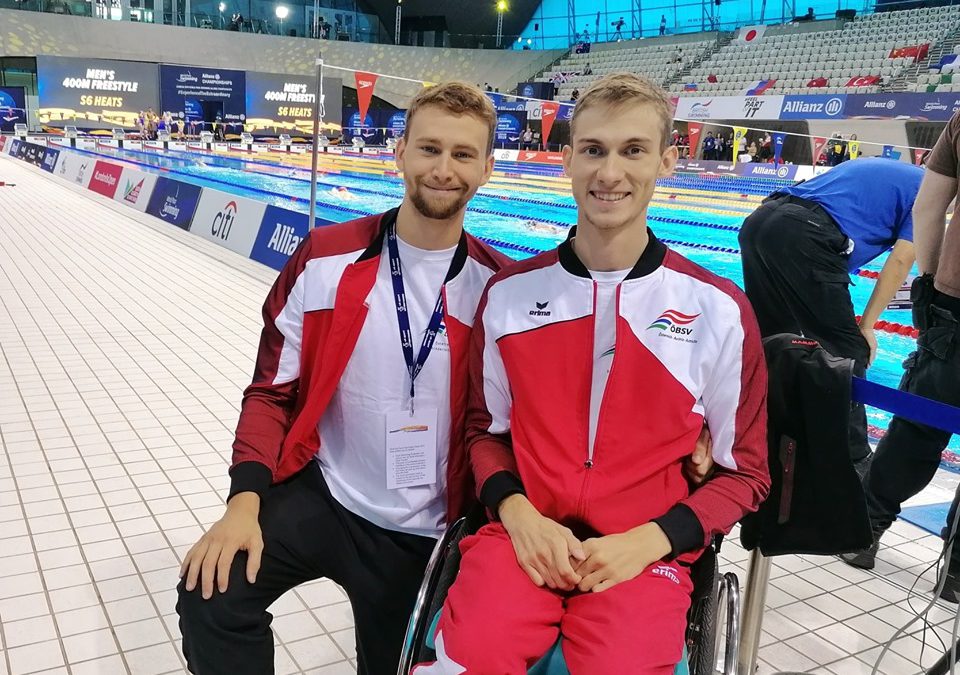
739,157,923,469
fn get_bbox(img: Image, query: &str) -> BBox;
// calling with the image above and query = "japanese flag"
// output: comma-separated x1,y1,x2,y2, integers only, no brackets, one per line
736,25,766,44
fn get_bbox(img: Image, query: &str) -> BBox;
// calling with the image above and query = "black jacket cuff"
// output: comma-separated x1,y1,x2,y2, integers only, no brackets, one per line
228,461,273,502
652,504,705,558
479,471,526,514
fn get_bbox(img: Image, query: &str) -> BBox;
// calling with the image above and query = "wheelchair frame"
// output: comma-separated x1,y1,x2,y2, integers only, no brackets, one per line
398,514,741,675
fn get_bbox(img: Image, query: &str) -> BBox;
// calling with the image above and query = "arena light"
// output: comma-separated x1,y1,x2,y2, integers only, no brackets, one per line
496,0,507,11
275,5,288,35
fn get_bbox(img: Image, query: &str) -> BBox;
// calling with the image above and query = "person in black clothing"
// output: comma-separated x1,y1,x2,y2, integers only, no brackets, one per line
660,14,667,35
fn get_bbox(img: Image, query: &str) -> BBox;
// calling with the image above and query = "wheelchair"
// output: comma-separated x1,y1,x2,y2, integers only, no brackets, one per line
398,508,741,675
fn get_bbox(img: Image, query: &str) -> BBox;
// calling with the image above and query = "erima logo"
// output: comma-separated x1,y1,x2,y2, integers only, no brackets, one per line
123,179,144,204
529,301,551,317
212,201,238,240
648,309,700,336
652,564,681,585
267,223,303,256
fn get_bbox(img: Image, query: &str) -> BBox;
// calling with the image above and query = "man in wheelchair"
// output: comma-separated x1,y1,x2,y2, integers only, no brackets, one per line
413,74,771,674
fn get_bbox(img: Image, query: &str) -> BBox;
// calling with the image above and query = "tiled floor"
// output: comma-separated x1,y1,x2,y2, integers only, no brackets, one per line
2,155,960,674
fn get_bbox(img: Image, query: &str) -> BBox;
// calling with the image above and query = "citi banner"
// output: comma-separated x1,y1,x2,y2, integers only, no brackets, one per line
250,206,334,271
114,167,159,212
159,65,246,129
87,160,124,198
0,86,27,132
245,72,343,136
190,188,267,257
146,177,202,230
36,56,159,129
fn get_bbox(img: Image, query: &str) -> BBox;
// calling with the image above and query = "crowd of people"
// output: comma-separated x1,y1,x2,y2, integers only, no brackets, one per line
134,109,228,141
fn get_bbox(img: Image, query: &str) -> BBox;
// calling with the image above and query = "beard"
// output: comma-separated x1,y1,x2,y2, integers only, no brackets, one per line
409,180,468,221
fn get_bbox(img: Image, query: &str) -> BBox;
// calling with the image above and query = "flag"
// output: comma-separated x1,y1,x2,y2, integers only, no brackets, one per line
812,136,828,162
684,83,699,91
848,140,860,160
846,75,881,87
806,77,828,87
540,101,559,149
889,43,930,61
882,145,895,158
732,126,747,166
707,74,718,83
736,25,766,44
744,79,777,96
354,71,378,129
687,123,702,154
772,132,785,165
574,42,591,54
914,148,926,165
939,54,960,73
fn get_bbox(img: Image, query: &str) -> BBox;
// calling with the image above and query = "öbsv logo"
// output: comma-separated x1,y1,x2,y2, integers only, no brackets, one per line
647,309,700,340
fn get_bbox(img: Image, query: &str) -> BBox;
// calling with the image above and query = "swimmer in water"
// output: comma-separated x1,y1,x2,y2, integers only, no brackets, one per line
329,185,357,200
521,219,566,235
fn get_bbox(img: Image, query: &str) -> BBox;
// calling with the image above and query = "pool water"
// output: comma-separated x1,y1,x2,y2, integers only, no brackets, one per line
84,144,955,465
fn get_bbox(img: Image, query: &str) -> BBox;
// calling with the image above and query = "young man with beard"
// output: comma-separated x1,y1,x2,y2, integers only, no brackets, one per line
175,81,511,675
414,73,770,674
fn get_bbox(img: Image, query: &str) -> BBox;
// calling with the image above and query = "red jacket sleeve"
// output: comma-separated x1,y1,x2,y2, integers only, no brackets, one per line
228,236,313,500
465,279,525,512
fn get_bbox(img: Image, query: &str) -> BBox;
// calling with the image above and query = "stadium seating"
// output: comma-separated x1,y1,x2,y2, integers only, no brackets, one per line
535,6,960,99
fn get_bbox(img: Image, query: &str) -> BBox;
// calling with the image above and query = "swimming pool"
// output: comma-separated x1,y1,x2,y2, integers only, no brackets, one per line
78,143,956,464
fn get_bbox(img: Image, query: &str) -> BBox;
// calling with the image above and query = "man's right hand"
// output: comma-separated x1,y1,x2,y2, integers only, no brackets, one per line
498,494,585,591
179,492,263,600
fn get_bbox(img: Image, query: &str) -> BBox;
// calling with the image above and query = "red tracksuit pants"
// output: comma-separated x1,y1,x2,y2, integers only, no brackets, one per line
413,523,693,674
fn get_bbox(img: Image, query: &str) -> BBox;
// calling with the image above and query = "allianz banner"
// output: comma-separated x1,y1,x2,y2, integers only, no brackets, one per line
780,94,846,120
36,56,159,130
245,72,343,136
844,93,960,120
250,205,335,271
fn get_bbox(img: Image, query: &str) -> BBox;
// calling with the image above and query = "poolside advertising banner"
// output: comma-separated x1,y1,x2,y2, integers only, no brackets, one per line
36,56,159,130
779,94,846,120
190,188,267,257
675,95,785,121
250,206,334,271
114,167,159,212
0,86,27,132
87,160,124,198
245,72,343,136
159,65,246,130
40,146,61,173
674,158,799,180
53,150,94,188
146,177,202,230
844,92,960,120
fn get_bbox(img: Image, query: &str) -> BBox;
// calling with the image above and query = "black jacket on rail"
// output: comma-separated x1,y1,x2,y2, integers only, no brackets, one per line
740,333,872,555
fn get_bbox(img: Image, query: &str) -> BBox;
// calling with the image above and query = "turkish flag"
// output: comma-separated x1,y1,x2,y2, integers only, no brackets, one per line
846,75,881,87
354,71,378,128
540,101,559,149
806,77,828,87
707,74,718,83
687,122,702,154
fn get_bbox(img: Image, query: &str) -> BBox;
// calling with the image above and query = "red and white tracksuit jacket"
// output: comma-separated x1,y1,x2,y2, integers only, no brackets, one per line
470,229,771,551
227,207,509,524
414,229,770,674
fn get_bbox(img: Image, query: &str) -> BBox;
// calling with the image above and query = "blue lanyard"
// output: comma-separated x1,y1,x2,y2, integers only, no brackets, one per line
386,224,448,411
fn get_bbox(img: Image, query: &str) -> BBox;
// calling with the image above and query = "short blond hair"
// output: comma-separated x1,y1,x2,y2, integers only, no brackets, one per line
404,81,497,155
571,73,674,151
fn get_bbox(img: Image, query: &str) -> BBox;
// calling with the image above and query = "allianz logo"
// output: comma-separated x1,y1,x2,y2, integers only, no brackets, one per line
782,97,843,116
267,223,303,256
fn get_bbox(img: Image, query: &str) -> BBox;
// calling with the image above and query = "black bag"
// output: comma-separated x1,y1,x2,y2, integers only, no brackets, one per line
740,334,872,555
